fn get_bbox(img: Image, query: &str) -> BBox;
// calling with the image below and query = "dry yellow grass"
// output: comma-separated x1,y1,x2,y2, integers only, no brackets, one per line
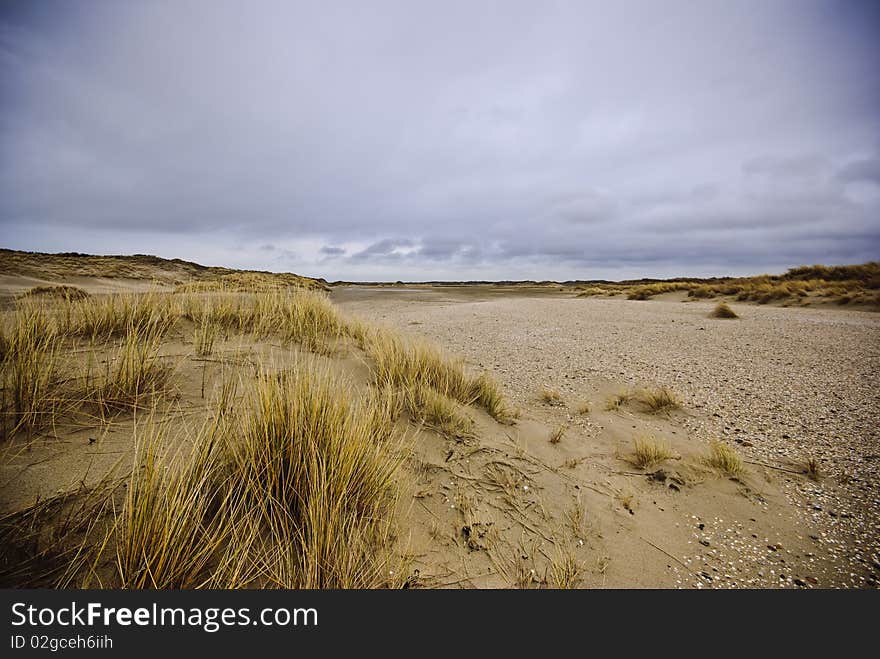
636,387,681,415
630,436,675,469
549,423,568,444
402,384,474,440
1,302,63,439
710,302,738,318
605,390,635,411
705,441,744,477
366,330,512,423
1,280,520,588
801,456,822,481
82,326,172,417
539,387,563,406
17,285,89,301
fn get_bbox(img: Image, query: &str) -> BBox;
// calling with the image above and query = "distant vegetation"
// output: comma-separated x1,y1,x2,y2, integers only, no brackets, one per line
0,248,327,291
575,262,880,307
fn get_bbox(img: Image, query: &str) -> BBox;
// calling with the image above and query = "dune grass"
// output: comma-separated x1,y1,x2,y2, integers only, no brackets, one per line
76,363,406,589
539,387,563,406
402,384,474,440
193,317,218,357
82,326,172,416
60,292,176,342
17,285,89,301
549,424,567,444
630,436,675,469
605,390,634,411
710,302,739,318
636,387,681,415
800,456,822,481
366,331,512,423
1,282,518,588
1,303,63,439
705,441,744,477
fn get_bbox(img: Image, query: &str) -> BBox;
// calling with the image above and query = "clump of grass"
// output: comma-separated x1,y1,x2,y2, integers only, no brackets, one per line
403,384,474,440
565,497,588,540
193,318,218,357
705,441,744,477
363,383,403,442
549,423,568,444
539,387,563,406
99,363,405,589
576,287,608,297
366,330,511,421
112,420,230,588
801,456,822,481
576,400,591,415
636,387,681,415
1,303,64,439
18,285,89,302
548,549,583,589
61,292,175,342
630,436,675,469
604,390,634,411
710,302,739,319
223,365,402,588
468,372,514,423
84,327,171,414
251,288,346,352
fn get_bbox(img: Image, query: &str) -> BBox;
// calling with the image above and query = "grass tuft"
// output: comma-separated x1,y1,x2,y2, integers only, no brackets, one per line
710,302,739,319
549,424,568,444
18,285,89,302
801,456,822,481
539,387,563,406
630,436,675,469
705,441,744,477
636,387,681,415
605,391,633,411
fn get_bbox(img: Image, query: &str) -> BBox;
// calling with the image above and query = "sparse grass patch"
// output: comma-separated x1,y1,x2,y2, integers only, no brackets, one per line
547,548,583,589
83,327,171,414
539,387,563,406
18,285,89,302
636,387,681,415
403,384,474,440
366,330,512,421
576,287,608,297
801,456,822,481
630,436,675,469
710,302,738,319
193,318,218,357
1,304,64,439
705,441,744,477
468,372,514,423
549,423,568,444
604,390,634,411
575,400,591,415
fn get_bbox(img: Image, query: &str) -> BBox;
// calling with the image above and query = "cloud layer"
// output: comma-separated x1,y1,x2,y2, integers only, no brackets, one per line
1,0,878,280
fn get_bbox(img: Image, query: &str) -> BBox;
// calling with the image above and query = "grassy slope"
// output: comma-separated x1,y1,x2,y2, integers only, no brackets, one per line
0,248,328,290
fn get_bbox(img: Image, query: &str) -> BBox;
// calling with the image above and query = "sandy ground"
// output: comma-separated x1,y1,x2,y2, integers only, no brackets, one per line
335,286,880,588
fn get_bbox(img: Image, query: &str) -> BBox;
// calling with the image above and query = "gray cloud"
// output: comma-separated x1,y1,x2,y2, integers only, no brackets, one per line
0,0,878,281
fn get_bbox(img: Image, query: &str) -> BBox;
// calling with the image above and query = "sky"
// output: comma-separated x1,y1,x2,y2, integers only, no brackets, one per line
1,0,878,281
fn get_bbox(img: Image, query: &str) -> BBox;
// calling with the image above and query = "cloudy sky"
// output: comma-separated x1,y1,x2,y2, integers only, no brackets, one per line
1,1,878,281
